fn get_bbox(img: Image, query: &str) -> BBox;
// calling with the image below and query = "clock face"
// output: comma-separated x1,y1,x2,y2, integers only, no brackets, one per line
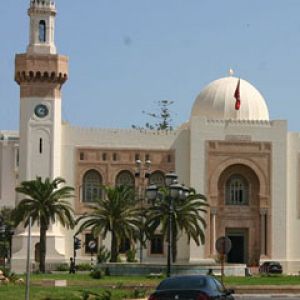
34,104,49,118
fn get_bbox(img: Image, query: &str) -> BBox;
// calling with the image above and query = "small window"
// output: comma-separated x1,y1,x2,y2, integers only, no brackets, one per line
113,153,117,161
167,154,172,163
135,153,140,161
119,238,131,253
39,20,46,42
16,149,19,167
150,235,164,254
84,233,98,254
225,175,249,205
145,154,150,161
102,153,107,161
80,152,84,160
39,138,43,154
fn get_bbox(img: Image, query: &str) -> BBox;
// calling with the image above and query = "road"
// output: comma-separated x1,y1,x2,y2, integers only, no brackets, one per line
235,295,300,299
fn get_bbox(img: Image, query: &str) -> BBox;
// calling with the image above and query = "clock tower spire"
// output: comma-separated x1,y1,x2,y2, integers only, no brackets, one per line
27,0,57,55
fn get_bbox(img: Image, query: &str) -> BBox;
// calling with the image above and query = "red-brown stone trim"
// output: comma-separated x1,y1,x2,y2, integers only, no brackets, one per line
75,147,175,215
15,54,68,86
205,140,272,263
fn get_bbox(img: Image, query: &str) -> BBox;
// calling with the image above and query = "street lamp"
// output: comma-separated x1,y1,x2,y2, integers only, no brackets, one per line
135,159,151,263
146,172,189,277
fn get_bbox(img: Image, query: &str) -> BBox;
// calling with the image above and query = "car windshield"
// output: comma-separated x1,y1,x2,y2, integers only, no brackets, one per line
157,277,207,290
270,262,280,266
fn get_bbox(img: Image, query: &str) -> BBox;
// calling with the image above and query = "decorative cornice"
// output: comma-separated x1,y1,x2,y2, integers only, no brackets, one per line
15,54,68,86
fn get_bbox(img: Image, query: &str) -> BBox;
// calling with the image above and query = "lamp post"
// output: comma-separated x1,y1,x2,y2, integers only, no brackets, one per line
135,159,151,263
146,172,190,277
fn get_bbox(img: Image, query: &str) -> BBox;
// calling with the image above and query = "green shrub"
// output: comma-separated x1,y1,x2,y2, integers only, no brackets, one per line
7,272,19,283
126,249,137,262
131,287,146,298
55,263,69,271
76,263,92,271
0,267,10,277
90,267,104,279
99,290,112,300
97,246,110,263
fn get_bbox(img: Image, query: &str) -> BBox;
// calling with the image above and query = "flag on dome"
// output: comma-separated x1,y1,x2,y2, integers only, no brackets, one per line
234,78,241,110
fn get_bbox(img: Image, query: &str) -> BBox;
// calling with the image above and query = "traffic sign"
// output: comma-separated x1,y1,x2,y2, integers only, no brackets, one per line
215,236,232,255
88,240,97,250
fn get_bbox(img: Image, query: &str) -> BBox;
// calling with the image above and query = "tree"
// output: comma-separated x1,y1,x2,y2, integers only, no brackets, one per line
14,177,75,273
132,99,175,131
76,185,141,262
145,188,208,262
0,207,15,262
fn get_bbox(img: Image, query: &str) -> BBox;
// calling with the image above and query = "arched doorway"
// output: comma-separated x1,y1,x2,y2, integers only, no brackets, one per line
216,164,261,265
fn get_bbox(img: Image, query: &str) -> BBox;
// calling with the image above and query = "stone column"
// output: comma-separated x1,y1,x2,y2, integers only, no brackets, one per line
210,207,217,255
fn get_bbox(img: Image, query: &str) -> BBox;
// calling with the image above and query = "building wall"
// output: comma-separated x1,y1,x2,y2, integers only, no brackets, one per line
286,132,300,273
189,117,288,268
0,132,18,209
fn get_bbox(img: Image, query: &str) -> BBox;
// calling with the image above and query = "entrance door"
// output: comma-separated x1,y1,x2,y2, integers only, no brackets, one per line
226,229,248,264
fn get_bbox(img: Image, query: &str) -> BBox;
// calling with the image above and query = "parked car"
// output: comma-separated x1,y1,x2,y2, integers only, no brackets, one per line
259,261,283,274
148,275,235,300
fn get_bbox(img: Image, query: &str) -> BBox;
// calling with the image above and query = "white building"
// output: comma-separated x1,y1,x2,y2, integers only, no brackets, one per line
1,0,300,273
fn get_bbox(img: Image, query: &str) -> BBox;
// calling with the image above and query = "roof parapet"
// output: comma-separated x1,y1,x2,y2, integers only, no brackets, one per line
30,0,55,9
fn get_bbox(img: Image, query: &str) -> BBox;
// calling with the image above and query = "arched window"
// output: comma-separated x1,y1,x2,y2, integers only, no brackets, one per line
115,170,134,187
82,170,102,202
225,175,249,205
149,171,165,187
39,20,46,42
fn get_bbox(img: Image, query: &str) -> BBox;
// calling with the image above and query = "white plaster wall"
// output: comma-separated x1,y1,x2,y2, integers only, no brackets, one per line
189,117,288,263
286,133,300,273
19,97,61,182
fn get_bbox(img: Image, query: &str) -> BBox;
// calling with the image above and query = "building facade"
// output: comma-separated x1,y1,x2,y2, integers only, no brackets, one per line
1,0,300,273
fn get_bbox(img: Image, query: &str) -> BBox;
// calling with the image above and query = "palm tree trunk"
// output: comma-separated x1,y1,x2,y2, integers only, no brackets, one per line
39,222,47,273
110,230,118,262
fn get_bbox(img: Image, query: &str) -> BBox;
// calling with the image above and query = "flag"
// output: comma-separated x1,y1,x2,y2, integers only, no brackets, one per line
234,78,241,110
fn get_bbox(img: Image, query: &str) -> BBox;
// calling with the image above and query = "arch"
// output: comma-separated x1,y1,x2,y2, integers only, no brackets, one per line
209,163,263,264
209,157,268,198
115,170,134,187
149,170,165,187
82,169,103,202
39,20,46,42
217,163,260,207
43,71,49,79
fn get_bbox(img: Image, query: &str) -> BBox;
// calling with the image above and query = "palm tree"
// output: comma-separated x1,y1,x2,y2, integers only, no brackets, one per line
14,177,75,273
76,185,141,262
145,188,208,262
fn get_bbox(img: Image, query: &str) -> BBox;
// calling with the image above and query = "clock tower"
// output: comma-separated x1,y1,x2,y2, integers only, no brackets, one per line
15,0,68,182
12,0,69,271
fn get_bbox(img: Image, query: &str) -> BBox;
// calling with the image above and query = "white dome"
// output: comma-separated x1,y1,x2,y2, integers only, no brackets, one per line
191,77,269,121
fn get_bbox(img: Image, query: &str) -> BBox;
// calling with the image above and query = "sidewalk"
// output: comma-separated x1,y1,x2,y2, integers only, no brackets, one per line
230,285,300,294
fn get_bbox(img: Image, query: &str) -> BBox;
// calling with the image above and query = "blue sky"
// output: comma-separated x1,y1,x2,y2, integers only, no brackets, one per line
1,0,300,130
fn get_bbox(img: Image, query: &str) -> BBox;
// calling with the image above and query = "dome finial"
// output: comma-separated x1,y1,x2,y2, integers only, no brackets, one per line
228,68,234,77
